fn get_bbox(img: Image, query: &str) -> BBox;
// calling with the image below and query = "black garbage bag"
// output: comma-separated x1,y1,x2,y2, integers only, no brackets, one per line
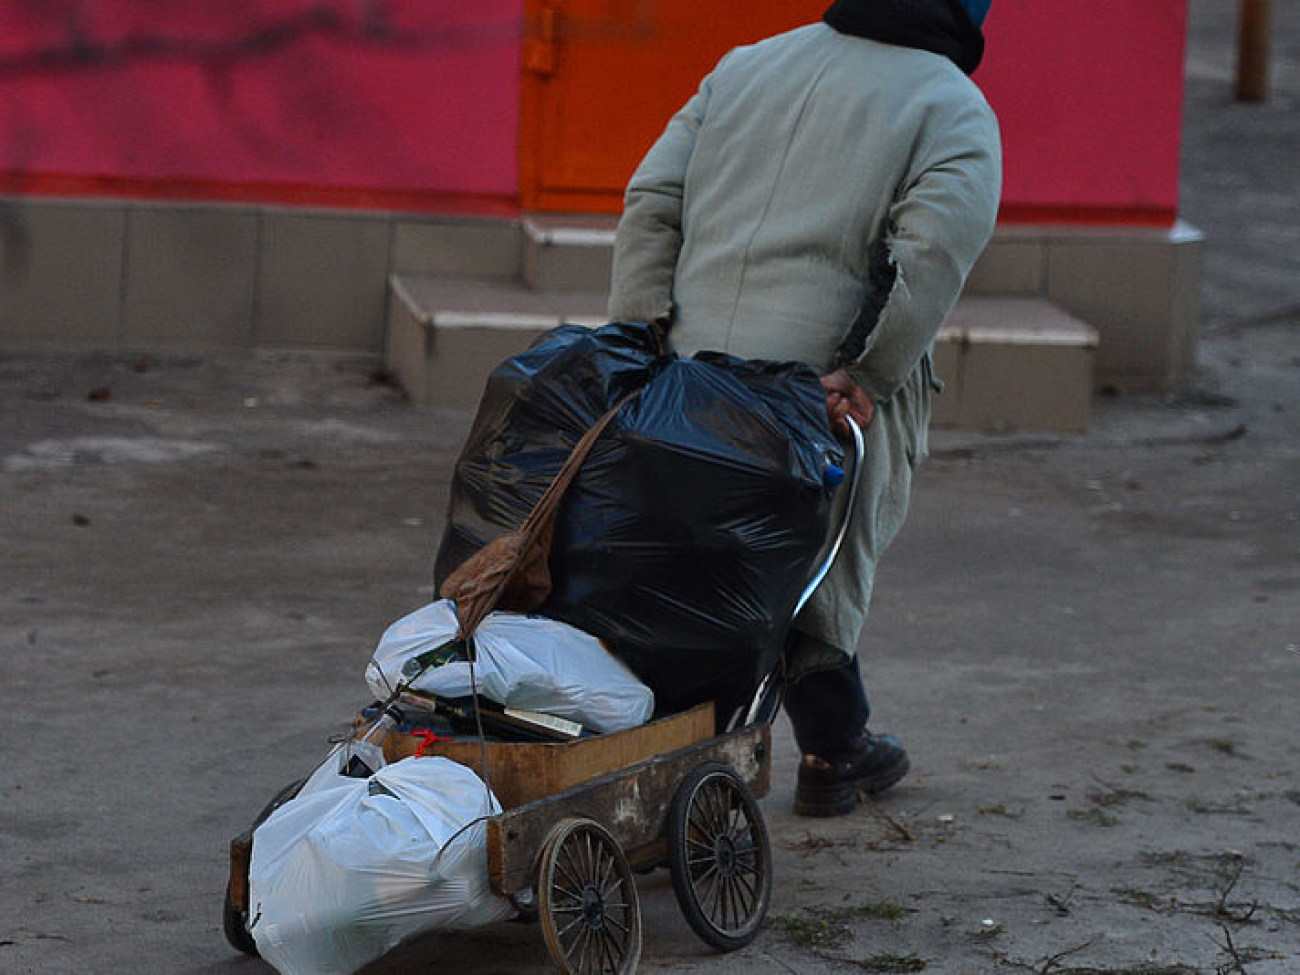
434,321,667,579
435,321,843,720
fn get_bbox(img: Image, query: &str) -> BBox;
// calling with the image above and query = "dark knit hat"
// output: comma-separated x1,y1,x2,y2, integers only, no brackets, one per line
823,0,987,75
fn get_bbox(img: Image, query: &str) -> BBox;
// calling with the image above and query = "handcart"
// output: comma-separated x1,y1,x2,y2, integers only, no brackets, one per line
224,417,865,974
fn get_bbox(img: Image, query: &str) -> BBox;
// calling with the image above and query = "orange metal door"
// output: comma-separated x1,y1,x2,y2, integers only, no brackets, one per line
520,0,825,213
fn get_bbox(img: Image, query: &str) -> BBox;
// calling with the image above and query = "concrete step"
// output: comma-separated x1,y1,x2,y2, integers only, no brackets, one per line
935,297,1098,432
386,276,1097,432
521,213,617,292
385,275,607,410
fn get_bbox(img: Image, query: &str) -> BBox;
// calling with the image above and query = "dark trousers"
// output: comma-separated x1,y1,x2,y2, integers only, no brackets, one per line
783,654,870,756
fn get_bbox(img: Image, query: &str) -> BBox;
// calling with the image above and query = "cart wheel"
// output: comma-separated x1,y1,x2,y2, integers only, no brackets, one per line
537,817,642,975
667,762,772,951
222,777,307,957
222,880,258,956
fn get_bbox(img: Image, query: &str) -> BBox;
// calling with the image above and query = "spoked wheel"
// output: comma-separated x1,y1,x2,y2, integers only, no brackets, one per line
667,762,772,951
537,817,642,975
222,777,307,956
222,879,258,956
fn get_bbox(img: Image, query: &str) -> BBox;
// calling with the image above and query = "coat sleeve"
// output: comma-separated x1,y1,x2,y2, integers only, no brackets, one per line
844,99,1002,402
606,63,720,324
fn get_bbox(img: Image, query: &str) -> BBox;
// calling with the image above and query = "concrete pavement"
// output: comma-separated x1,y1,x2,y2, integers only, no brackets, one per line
2,1,1297,972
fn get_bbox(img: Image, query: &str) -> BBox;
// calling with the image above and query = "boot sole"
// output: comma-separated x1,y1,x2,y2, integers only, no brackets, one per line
793,756,911,817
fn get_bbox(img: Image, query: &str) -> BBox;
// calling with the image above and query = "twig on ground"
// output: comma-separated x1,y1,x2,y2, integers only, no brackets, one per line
862,796,915,843
1213,855,1260,923
762,950,804,975
1044,885,1077,916
990,939,1095,974
1212,923,1250,974
1034,939,1093,974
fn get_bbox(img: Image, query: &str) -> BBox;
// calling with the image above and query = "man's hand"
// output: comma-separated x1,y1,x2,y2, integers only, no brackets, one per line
820,369,875,437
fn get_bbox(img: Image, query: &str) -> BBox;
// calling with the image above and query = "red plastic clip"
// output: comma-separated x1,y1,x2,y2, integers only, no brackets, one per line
412,729,450,758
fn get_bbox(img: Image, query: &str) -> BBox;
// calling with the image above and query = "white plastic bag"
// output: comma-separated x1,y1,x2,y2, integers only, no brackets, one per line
365,599,654,734
248,755,515,975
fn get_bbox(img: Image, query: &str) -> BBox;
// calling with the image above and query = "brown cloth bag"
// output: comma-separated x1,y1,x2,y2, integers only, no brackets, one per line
439,391,638,639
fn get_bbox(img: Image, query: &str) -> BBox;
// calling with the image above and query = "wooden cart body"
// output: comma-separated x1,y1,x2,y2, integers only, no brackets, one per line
225,701,773,972
481,711,769,894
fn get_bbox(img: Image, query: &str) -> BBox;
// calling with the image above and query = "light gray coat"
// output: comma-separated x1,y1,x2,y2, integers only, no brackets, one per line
608,22,1002,674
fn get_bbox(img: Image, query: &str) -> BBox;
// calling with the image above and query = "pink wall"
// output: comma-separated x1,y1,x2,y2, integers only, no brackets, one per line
980,0,1189,223
0,0,523,210
0,1,1188,223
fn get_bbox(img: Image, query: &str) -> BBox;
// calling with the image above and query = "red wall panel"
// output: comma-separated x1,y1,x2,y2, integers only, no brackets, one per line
0,1,1189,222
980,0,1188,222
0,1,523,210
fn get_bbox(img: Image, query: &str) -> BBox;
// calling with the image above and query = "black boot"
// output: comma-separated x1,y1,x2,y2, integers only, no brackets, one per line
794,731,910,817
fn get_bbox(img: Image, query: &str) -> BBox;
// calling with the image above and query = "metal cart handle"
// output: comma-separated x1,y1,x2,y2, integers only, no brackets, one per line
793,414,865,618
739,414,865,729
